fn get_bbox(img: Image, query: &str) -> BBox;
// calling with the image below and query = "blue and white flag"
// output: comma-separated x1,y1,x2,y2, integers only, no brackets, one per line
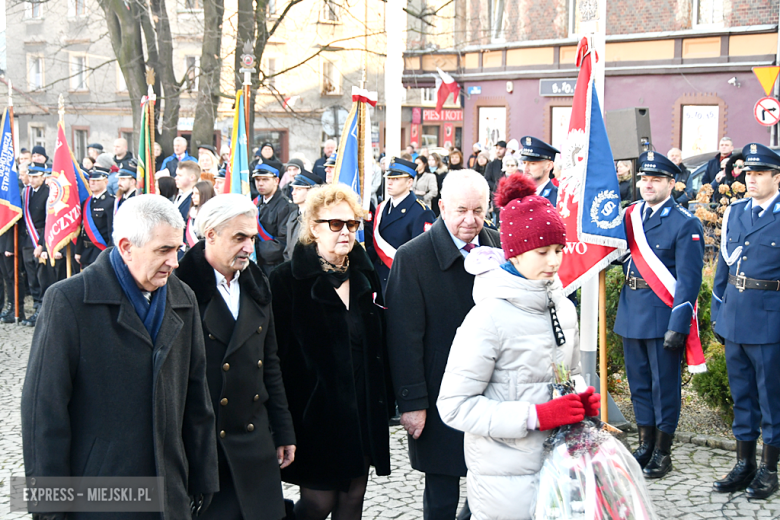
0,108,22,235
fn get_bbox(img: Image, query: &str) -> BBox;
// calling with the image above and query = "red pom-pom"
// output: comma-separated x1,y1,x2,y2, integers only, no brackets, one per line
494,174,537,208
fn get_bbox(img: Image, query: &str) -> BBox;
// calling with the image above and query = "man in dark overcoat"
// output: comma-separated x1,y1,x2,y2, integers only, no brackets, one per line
386,169,500,520
21,195,219,520
176,194,296,520
253,162,295,277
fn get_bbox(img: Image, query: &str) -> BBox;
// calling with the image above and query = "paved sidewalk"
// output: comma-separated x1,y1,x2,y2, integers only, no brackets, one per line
2,322,780,519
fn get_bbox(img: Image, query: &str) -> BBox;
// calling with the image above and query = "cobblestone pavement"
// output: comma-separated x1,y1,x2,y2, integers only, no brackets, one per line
2,321,780,519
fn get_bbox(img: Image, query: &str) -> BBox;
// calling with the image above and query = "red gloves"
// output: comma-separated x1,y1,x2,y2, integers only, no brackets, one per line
579,386,601,417
535,394,585,431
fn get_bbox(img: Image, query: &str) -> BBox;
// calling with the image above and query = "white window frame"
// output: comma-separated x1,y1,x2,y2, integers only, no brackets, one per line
421,87,436,104
24,1,43,19
27,54,44,91
28,124,46,150
264,56,281,90
321,0,340,22
692,0,724,28
73,128,89,160
488,0,505,43
68,0,87,18
321,59,341,96
184,55,200,92
70,54,88,92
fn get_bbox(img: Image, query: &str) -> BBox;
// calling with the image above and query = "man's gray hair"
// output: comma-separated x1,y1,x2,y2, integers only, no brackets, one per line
195,194,258,237
440,169,490,207
112,195,185,247
173,136,188,145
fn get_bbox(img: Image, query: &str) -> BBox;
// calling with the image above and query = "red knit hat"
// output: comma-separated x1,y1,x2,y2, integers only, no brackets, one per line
494,175,567,259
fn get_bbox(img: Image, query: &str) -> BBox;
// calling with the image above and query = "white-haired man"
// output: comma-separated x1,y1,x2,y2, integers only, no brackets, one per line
386,169,501,520
176,194,296,520
161,136,197,177
22,195,219,518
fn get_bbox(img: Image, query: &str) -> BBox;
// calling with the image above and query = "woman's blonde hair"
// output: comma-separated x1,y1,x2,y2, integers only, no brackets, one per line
299,183,367,245
616,160,632,182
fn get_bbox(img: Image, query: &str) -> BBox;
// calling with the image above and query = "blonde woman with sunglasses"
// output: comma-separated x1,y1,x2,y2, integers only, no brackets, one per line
269,183,392,520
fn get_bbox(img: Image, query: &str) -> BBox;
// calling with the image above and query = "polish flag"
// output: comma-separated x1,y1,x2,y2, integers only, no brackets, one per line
283,95,300,109
435,68,459,113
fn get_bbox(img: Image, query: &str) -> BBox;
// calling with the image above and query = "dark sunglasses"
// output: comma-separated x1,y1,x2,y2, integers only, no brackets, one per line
315,219,360,232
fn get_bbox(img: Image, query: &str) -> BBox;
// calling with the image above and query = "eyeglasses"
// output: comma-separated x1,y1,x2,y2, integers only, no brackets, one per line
315,219,360,232
735,163,744,169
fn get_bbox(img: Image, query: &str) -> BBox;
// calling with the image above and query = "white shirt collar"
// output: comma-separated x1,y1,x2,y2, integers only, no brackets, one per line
752,191,780,215
644,196,671,216
391,191,411,207
214,268,240,287
535,180,550,195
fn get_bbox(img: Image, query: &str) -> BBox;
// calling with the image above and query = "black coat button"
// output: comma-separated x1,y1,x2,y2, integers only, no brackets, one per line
401,389,409,397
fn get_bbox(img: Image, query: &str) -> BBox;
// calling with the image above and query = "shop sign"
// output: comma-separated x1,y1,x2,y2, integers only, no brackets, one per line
539,78,578,97
422,109,463,122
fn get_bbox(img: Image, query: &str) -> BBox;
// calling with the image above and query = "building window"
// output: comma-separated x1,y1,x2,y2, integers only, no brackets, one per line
25,1,43,19
73,128,89,160
550,106,572,152
28,55,44,90
321,61,340,95
70,55,87,91
69,0,86,16
253,130,288,162
264,57,278,89
421,88,435,104
694,0,724,26
322,0,339,21
267,0,277,16
184,0,202,9
421,125,439,147
488,0,505,42
121,130,135,153
184,56,200,92
680,105,720,158
29,125,46,150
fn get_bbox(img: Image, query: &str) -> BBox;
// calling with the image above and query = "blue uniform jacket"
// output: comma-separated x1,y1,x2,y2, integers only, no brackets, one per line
539,179,558,207
712,192,780,344
614,198,705,339
373,194,436,287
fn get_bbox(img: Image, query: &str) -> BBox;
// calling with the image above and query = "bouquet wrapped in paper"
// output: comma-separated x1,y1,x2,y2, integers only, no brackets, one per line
534,364,657,520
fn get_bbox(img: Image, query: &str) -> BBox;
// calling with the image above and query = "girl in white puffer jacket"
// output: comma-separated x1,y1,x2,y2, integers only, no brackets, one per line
437,175,601,520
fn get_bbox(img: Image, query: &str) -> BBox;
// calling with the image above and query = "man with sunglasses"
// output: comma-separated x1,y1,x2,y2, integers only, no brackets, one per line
371,157,435,293
253,162,295,276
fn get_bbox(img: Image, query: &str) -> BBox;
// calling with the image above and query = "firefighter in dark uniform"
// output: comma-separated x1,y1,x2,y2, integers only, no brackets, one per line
20,162,51,327
614,151,704,479
711,143,780,499
253,162,295,277
76,167,115,269
114,160,138,213
372,157,435,293
519,136,559,207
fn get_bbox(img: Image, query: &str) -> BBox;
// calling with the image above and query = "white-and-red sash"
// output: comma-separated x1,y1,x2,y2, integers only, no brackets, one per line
625,203,707,373
372,201,396,269
185,217,198,248
22,186,39,248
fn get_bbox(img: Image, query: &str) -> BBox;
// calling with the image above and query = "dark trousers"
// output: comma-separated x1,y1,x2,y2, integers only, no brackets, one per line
423,473,462,520
623,337,682,433
22,247,41,306
726,340,780,446
39,258,66,296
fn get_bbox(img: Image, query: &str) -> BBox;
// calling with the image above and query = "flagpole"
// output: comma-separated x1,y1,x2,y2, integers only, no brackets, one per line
58,95,72,279
240,42,253,171
8,80,20,323
147,68,157,194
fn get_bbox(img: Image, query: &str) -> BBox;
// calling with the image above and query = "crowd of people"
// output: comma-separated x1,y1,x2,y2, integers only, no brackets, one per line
10,128,780,520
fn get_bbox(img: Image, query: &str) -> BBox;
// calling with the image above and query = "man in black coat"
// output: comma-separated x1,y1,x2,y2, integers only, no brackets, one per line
176,194,296,520
75,168,115,269
253,162,295,276
21,195,219,520
701,136,734,186
386,169,501,520
20,163,53,326
483,140,507,197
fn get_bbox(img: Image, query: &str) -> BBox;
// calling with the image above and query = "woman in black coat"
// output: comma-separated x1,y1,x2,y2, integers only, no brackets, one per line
270,183,392,520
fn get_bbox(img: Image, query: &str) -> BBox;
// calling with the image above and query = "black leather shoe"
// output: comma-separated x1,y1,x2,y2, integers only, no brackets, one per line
643,428,674,479
0,301,12,320
714,440,757,493
21,310,38,327
632,425,656,469
747,444,779,499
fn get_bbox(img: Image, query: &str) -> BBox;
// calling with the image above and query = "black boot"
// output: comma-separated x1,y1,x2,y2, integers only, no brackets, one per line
714,440,757,493
0,300,12,320
643,428,674,479
1,299,24,324
747,444,779,499
21,308,38,327
632,425,656,469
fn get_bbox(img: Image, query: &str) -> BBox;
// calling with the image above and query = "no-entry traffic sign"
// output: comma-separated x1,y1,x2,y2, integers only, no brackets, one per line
754,97,780,127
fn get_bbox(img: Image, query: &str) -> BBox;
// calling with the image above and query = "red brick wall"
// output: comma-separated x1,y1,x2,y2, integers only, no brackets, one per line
726,0,779,27
606,0,691,34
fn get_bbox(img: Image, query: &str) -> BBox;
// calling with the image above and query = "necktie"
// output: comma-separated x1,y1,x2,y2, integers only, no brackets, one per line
752,205,762,225
643,206,652,223
463,243,476,254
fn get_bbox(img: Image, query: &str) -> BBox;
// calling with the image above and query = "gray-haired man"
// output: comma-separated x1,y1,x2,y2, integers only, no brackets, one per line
22,195,219,519
176,194,296,520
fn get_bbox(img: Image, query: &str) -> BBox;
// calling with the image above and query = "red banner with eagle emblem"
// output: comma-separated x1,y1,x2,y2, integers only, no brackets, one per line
45,122,85,262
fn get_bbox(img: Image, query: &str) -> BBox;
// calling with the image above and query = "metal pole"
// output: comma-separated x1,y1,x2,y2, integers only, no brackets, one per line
57,95,72,279
147,69,157,194
8,80,19,323
599,270,609,422
243,69,251,169
773,9,780,146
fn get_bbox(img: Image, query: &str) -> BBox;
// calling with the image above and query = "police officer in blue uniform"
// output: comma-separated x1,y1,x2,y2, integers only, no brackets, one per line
614,151,704,479
76,168,115,269
711,143,780,499
372,158,435,293
519,136,559,207
114,161,138,213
